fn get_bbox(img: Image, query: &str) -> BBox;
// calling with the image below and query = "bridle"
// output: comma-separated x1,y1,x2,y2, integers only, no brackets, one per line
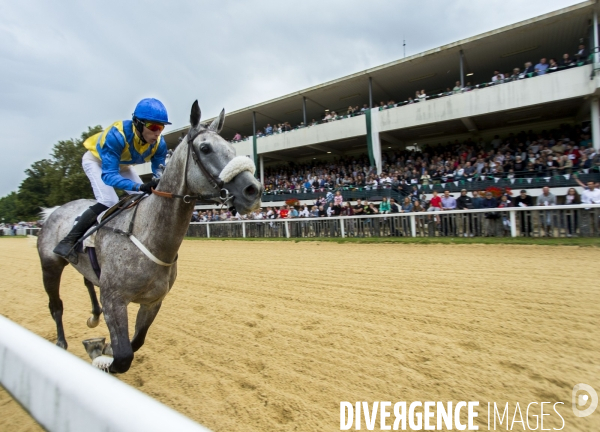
152,127,234,206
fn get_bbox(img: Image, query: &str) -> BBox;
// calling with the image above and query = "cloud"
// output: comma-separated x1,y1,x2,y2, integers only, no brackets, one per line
0,0,582,196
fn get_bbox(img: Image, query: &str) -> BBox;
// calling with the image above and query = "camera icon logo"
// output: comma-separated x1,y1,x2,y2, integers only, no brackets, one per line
572,383,598,418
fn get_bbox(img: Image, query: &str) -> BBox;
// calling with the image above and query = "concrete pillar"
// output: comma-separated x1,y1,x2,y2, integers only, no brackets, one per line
592,96,600,150
370,108,382,174
252,111,258,178
259,155,264,185
459,50,465,89
302,97,307,126
594,11,599,64
368,77,373,109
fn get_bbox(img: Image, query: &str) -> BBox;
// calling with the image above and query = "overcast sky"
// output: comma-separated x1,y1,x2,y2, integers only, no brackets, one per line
0,0,583,196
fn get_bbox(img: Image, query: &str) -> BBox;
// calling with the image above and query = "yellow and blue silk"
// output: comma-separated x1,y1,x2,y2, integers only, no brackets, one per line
83,120,167,191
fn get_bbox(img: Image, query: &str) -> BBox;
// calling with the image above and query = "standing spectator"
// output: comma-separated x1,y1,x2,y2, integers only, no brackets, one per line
453,81,461,94
483,191,499,236
379,197,391,214
536,186,556,236
564,188,581,237
574,43,588,63
401,197,414,213
390,198,400,213
265,124,273,135
513,190,534,236
334,190,343,207
457,189,474,236
581,181,600,205
534,58,548,75
441,190,457,236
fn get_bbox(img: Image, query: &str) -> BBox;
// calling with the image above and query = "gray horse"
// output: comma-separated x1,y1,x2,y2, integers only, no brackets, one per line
37,101,261,373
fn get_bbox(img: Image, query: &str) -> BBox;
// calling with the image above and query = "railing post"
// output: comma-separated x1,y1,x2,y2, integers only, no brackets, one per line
206,224,210,238
509,210,517,237
410,215,416,237
285,221,290,238
340,217,345,238
242,222,246,238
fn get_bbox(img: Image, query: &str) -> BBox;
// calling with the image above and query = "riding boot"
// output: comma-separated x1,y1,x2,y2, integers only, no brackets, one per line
53,208,99,265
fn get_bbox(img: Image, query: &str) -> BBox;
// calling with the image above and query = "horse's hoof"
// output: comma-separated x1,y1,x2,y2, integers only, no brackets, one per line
92,355,113,373
82,337,106,360
87,315,100,328
56,340,68,350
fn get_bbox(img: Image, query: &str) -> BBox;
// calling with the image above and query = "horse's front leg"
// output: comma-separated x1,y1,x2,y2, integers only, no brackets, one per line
100,289,133,374
131,302,162,352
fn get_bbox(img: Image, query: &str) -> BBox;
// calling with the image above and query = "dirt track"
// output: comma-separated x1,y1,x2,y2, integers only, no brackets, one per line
0,238,598,431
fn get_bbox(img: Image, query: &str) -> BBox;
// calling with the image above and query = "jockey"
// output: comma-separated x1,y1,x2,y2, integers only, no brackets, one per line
53,98,170,263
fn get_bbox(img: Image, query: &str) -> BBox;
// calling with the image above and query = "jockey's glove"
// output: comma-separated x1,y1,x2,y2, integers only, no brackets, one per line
139,180,159,194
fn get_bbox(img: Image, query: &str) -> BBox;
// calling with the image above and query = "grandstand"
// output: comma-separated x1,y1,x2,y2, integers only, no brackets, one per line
135,0,600,206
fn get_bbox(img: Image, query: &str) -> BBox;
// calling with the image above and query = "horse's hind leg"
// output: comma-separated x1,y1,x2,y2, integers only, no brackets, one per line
131,302,162,352
83,278,102,328
41,260,68,349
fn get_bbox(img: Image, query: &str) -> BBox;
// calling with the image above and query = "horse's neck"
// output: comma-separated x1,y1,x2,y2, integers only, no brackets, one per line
134,145,196,261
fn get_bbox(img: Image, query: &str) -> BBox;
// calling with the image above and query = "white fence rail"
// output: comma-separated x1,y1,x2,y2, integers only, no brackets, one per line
0,315,211,432
187,204,600,239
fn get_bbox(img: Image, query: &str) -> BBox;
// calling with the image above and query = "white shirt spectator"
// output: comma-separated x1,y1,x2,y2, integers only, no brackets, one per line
581,188,600,204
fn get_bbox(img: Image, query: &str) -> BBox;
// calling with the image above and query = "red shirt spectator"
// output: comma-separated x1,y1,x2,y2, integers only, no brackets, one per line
430,194,442,208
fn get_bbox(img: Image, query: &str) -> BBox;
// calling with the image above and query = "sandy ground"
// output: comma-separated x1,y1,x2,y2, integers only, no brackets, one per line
0,238,598,431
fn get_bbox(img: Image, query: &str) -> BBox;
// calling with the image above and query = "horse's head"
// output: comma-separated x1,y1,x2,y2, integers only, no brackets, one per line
182,100,262,214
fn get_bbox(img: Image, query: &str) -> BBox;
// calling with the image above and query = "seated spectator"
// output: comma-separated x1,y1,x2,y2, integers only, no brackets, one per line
561,53,574,67
453,81,461,94
418,90,426,101
511,68,521,79
534,58,548,75
547,58,558,72
523,61,535,75
401,197,413,213
491,70,504,82
574,43,588,63
232,132,242,141
265,124,273,135
347,105,355,116
323,111,332,122
360,104,369,112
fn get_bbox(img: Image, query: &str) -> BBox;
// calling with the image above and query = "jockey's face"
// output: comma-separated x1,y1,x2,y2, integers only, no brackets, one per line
139,125,162,145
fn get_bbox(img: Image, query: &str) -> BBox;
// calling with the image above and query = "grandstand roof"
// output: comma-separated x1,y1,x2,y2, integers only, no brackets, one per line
164,0,597,146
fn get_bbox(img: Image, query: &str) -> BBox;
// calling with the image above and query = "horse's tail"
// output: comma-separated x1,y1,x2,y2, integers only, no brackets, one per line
40,206,60,224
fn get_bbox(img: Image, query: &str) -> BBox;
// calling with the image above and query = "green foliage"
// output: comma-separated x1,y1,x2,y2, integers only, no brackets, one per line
0,125,103,222
0,192,20,223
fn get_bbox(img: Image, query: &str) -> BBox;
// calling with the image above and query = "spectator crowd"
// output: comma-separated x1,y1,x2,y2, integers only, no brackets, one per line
261,124,599,195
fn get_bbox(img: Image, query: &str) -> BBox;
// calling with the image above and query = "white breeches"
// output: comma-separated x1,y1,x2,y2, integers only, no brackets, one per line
82,151,142,207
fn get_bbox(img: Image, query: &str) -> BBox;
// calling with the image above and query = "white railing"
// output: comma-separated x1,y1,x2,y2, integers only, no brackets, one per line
187,204,600,239
1,228,41,236
0,315,212,432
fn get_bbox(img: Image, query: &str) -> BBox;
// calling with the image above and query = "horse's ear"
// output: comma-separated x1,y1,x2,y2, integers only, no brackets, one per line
208,108,225,134
190,100,201,129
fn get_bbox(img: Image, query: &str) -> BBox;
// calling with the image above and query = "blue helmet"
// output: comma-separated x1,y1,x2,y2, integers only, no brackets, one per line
132,98,171,124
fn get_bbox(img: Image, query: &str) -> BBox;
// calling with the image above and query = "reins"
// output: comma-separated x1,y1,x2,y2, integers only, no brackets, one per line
151,128,233,206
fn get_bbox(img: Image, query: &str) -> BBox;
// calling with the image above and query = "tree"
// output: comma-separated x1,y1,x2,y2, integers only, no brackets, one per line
47,125,102,206
0,192,19,223
16,159,53,218
0,125,104,221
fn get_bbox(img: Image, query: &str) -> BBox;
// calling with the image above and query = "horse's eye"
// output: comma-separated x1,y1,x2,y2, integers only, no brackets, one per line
200,143,211,154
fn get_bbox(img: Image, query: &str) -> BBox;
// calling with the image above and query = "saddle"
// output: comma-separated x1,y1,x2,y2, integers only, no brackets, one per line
76,194,147,278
